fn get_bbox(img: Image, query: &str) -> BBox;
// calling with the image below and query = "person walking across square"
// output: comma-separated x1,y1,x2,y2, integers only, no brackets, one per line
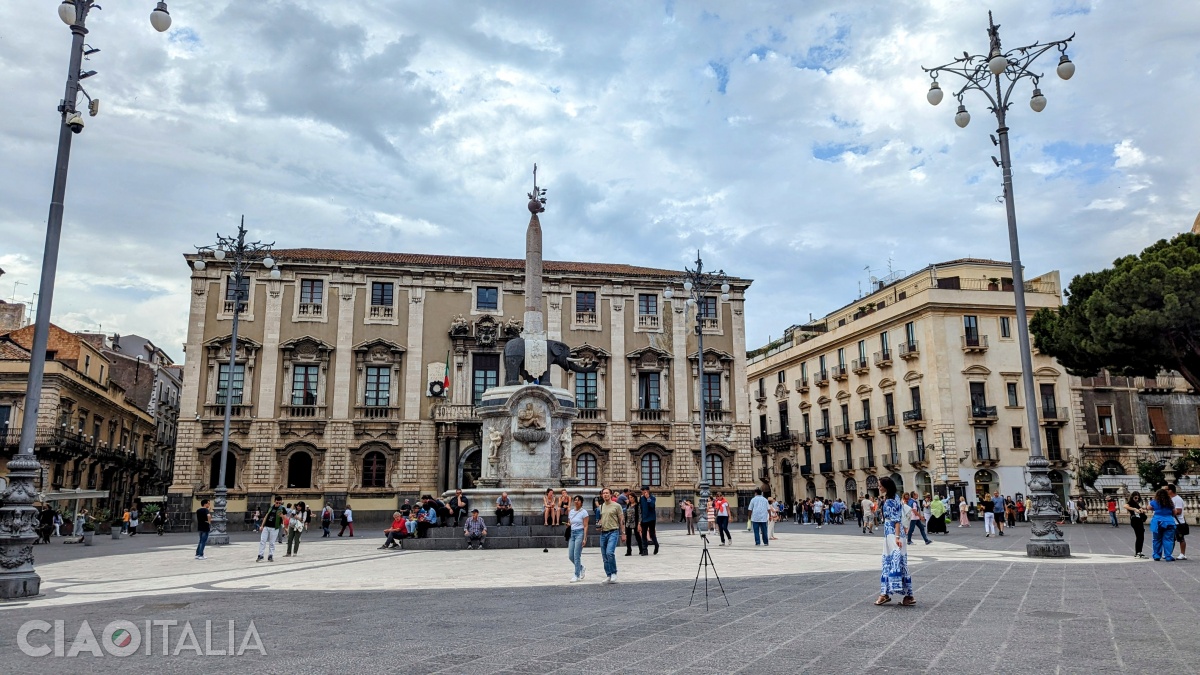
257,495,286,562
748,489,771,546
639,486,659,555
195,499,211,560
597,488,625,583
338,504,354,537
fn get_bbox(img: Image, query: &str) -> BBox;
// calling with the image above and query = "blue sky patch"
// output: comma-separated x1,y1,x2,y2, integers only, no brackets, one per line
169,27,200,46
1042,141,1115,184
813,142,869,161
709,60,729,94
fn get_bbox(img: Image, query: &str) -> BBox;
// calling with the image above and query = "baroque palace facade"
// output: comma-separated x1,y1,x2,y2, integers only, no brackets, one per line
171,248,753,522
746,258,1077,509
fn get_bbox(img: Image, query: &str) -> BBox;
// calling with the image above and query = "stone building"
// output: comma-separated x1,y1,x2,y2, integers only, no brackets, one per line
172,248,753,522
0,324,159,510
746,258,1077,509
1071,370,1200,505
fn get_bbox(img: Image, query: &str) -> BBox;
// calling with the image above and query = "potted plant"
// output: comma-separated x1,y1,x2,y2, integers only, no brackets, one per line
987,278,1000,291
81,520,96,546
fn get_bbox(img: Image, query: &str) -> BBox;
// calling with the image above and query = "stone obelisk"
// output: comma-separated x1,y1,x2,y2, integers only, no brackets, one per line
522,165,548,381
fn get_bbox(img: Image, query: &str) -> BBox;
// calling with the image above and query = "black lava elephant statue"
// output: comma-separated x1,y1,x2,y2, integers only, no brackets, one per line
503,337,596,385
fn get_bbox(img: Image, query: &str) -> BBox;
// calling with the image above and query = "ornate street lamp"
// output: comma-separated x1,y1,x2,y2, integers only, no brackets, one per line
0,0,172,600
193,219,280,546
922,12,1074,557
664,253,730,535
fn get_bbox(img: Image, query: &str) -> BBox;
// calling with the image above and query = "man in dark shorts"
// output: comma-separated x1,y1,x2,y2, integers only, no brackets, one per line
195,499,212,560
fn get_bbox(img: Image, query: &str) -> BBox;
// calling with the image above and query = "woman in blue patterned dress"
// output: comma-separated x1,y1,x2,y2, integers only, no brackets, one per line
876,476,915,606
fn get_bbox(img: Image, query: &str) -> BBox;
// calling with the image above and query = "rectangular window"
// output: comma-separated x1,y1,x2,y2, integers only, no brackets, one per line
880,331,890,352
698,296,718,318
370,282,394,307
969,382,987,408
858,340,867,361
703,373,721,407
840,404,849,429
777,370,786,385
638,293,657,315
818,355,827,371
759,414,768,437
84,355,91,375
1045,428,1062,460
914,430,925,453
300,279,324,305
963,315,979,344
802,413,811,435
1000,316,1011,338
291,365,319,405
1007,382,1019,407
821,408,831,431
473,354,500,405
837,347,846,368
778,403,789,435
575,371,598,409
576,291,597,313
884,393,895,423
476,286,498,311
1012,426,1023,449
861,399,871,421
889,434,899,457
216,363,245,405
758,378,765,397
904,321,916,344
910,386,921,412
639,372,661,409
365,366,390,407
800,362,808,380
225,275,250,311
1039,383,1057,414
1097,405,1114,435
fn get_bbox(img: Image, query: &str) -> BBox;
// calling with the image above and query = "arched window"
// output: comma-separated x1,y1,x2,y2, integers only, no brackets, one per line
704,454,724,486
363,451,387,488
1100,460,1126,476
209,454,236,489
576,453,598,486
640,453,662,487
287,452,312,489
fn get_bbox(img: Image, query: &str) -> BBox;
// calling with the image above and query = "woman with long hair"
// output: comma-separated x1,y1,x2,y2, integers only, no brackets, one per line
982,493,997,537
958,496,971,528
1125,491,1148,559
875,477,914,606
1150,488,1178,561
567,495,589,582
543,488,557,526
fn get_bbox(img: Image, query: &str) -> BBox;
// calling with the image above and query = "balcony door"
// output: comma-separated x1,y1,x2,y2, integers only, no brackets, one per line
969,382,987,408
1039,383,1057,415
473,354,500,405
963,315,980,346
638,372,661,410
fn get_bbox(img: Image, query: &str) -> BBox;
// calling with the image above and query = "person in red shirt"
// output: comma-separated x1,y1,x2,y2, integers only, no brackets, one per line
1107,498,1119,528
380,512,408,550
713,492,733,546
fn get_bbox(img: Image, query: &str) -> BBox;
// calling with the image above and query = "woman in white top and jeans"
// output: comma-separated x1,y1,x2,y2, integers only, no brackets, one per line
567,495,589,582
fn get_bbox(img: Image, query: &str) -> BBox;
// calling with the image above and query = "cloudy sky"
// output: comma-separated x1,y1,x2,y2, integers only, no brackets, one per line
1,0,1197,362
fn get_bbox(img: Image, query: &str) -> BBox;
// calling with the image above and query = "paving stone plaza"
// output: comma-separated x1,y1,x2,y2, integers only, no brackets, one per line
1,520,1195,673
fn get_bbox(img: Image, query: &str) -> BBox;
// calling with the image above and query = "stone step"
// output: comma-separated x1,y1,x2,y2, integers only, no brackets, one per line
398,534,599,551
407,525,579,539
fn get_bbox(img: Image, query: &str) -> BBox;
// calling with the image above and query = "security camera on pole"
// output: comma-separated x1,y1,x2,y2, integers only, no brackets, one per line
193,221,281,546
664,254,730,537
0,0,173,600
921,12,1076,557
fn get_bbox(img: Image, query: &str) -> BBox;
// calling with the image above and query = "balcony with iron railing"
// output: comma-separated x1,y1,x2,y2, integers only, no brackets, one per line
877,414,898,434
368,304,394,319
756,431,797,450
1086,432,1135,447
814,370,830,387
908,449,929,468
1150,429,1172,446
819,461,834,475
799,464,813,477
815,428,831,442
298,302,323,317
858,456,878,473
636,313,660,330
1040,407,1069,426
883,452,902,470
851,358,870,375
972,446,1000,465
898,341,919,359
834,424,853,441
961,334,989,352
854,419,873,437
838,459,856,475
902,408,924,428
796,431,812,446
830,365,848,381
873,350,893,368
968,404,998,425
794,377,809,393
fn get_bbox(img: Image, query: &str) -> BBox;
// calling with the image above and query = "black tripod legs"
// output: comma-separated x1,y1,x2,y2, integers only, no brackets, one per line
689,540,729,610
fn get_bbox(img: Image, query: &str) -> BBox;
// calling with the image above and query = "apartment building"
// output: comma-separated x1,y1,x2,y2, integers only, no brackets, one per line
747,259,1076,509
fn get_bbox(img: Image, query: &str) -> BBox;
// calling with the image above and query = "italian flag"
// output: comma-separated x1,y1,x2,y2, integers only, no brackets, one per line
443,351,451,394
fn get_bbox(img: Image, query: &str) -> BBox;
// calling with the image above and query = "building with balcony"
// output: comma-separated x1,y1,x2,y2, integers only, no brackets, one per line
1070,370,1200,498
0,324,159,512
747,258,1077,508
173,247,753,522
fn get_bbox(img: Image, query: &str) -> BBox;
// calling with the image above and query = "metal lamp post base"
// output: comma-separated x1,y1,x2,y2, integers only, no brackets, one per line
1025,455,1071,558
209,487,230,546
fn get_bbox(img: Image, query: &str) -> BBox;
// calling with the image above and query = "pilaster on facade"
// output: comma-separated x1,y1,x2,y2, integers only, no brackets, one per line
403,288,425,421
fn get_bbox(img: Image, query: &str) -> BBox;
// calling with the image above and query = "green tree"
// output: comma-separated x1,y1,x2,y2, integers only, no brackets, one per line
1076,461,1100,493
1030,233,1200,390
1136,459,1166,491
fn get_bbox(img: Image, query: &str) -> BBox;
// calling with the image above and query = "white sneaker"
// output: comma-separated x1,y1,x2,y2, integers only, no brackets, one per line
195,555,206,560
1179,555,1188,560
570,575,580,583
609,573,618,584
579,568,585,580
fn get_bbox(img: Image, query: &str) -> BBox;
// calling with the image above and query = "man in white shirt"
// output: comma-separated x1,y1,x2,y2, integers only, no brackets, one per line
338,505,355,537
748,489,771,546
1168,484,1188,560
812,498,825,528
861,496,876,534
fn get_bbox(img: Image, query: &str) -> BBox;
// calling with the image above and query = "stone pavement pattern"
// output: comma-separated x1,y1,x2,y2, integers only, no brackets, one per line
0,522,1195,673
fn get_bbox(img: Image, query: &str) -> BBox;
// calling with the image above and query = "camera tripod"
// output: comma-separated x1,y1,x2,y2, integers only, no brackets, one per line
689,533,729,610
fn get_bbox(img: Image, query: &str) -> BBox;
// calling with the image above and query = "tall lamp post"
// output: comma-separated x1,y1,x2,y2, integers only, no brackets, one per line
193,219,280,546
664,253,730,535
922,12,1075,557
0,0,172,600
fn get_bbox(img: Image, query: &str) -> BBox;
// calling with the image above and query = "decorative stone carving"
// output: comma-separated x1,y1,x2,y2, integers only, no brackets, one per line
450,314,470,335
487,427,503,464
476,316,499,348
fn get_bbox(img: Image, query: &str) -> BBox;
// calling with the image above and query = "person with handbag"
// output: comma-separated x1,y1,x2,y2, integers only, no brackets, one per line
320,504,333,537
566,495,589,582
1149,488,1178,561
906,492,931,545
1124,492,1148,559
285,500,307,557
876,477,915,606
